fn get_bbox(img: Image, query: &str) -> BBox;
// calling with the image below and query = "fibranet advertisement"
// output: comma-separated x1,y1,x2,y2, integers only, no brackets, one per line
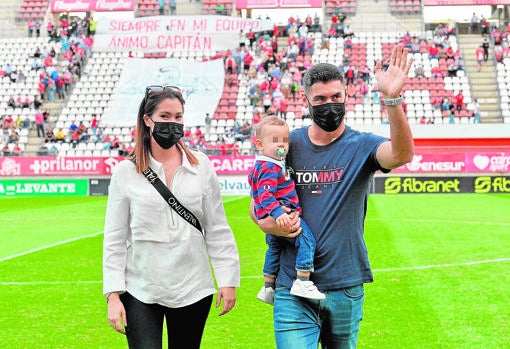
375,176,510,194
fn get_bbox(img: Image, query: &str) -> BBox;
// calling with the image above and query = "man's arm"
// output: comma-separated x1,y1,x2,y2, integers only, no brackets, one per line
249,199,301,238
374,45,414,169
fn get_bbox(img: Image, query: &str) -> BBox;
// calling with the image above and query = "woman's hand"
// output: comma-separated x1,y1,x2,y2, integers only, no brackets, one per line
107,292,127,335
216,287,236,316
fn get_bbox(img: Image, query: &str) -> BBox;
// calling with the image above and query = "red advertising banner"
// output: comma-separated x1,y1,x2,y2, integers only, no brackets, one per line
51,0,135,13
0,156,125,176
392,153,510,173
1,153,509,177
235,0,323,9
209,155,256,175
424,0,510,5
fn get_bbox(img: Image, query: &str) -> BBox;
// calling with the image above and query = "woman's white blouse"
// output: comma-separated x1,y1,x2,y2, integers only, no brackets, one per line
103,150,240,307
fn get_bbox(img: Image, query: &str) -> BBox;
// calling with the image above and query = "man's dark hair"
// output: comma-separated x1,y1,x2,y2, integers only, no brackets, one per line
302,63,344,95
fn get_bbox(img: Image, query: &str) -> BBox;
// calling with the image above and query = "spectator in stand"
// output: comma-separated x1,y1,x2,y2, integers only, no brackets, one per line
71,129,83,147
454,54,465,72
475,45,484,71
11,143,22,156
27,19,35,37
94,127,104,144
482,37,490,62
31,57,42,71
46,20,53,36
90,114,98,135
22,116,30,129
471,12,479,34
455,90,464,117
359,80,370,103
428,44,439,59
279,98,288,120
472,98,481,123
43,111,50,123
158,0,165,14
111,135,121,149
432,96,442,110
78,121,88,134
3,115,15,130
103,134,112,150
21,95,31,109
33,95,43,110
56,75,66,100
35,21,41,38
346,82,357,99
431,65,442,78
68,120,78,134
7,96,17,108
35,111,45,138
61,69,72,92
8,130,20,144
441,97,451,112
38,79,45,100
494,45,503,63
33,46,41,58
15,115,23,129
194,126,203,140
447,62,457,77
448,108,455,124
344,65,356,86
480,15,489,36
204,113,211,137
55,128,66,142
445,46,455,60
45,126,56,143
410,38,421,54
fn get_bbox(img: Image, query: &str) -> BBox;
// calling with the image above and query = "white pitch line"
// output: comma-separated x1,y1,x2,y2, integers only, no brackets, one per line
222,196,247,203
1,280,101,285
1,258,509,286
373,257,510,272
0,231,103,263
367,217,510,226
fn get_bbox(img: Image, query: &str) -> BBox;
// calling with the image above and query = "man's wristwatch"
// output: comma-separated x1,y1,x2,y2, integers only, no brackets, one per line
384,96,403,107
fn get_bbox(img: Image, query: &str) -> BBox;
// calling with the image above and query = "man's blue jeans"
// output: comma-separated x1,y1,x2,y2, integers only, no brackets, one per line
273,285,364,349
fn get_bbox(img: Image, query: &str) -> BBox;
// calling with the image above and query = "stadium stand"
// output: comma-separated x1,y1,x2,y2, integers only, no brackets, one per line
16,0,48,23
2,0,510,157
389,0,422,16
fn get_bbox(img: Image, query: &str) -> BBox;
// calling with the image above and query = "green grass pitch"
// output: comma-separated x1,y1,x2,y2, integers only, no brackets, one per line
0,194,509,348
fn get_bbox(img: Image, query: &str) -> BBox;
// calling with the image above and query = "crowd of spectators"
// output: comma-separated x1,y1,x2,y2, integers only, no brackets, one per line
0,113,30,156
7,9,505,157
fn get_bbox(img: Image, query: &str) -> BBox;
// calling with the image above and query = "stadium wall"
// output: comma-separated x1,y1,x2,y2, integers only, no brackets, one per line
1,124,509,196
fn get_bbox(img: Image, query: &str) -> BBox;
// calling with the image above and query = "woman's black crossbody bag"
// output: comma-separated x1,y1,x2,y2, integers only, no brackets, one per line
132,159,203,235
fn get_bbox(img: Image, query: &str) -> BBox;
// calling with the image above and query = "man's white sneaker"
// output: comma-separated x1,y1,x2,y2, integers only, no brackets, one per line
256,286,275,305
290,279,326,300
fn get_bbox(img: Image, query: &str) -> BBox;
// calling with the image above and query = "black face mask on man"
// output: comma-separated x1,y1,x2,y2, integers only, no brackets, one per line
309,102,345,132
150,121,184,149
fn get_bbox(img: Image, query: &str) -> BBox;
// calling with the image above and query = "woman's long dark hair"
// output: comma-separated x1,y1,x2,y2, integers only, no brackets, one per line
130,88,198,173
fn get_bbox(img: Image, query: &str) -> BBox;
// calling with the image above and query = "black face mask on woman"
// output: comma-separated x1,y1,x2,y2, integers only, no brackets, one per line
151,121,184,149
309,102,345,132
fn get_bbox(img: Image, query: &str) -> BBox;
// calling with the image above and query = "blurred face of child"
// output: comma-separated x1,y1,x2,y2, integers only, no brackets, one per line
256,124,289,160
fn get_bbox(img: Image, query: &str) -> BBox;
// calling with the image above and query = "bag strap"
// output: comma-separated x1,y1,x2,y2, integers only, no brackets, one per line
132,158,203,234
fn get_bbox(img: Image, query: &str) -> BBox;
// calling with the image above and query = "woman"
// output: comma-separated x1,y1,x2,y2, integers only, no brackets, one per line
103,86,240,349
